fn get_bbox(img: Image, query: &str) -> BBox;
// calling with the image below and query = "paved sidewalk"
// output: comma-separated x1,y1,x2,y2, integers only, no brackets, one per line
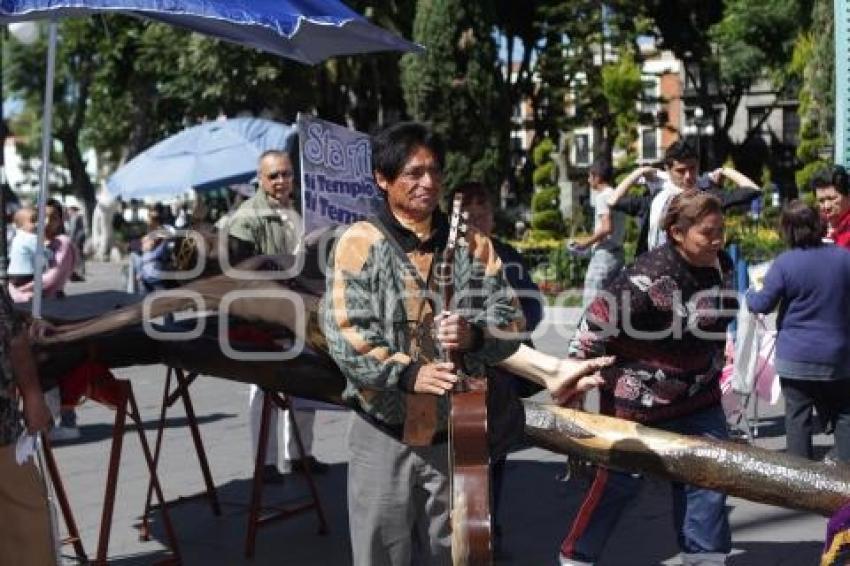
44,261,829,565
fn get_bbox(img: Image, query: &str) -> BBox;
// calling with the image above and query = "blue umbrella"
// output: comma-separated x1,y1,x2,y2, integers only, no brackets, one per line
106,117,295,199
0,0,422,318
0,0,422,64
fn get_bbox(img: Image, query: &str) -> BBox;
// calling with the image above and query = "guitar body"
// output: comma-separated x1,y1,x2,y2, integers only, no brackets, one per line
440,194,493,566
450,376,492,566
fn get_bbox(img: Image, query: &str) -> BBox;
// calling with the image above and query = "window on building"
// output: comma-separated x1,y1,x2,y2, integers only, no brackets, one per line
783,107,800,145
684,61,700,96
640,127,659,162
748,107,769,133
511,135,523,152
573,130,592,166
640,77,660,114
749,107,772,145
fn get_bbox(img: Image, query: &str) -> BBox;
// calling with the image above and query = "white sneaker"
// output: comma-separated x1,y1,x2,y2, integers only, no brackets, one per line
558,554,593,566
681,552,727,566
49,425,81,443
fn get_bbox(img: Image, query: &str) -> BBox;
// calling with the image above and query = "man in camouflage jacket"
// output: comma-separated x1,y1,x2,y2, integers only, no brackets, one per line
323,122,523,566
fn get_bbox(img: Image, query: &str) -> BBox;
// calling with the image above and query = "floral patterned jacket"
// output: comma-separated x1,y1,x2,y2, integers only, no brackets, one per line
571,243,737,423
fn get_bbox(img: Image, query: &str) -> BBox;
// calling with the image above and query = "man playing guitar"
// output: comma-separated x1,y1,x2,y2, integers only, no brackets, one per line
323,121,610,566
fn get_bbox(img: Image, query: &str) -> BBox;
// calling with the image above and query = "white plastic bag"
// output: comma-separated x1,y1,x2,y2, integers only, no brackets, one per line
733,305,760,394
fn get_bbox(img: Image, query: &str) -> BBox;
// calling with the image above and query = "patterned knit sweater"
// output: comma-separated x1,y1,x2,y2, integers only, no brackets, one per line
0,287,23,446
322,204,523,442
572,243,737,423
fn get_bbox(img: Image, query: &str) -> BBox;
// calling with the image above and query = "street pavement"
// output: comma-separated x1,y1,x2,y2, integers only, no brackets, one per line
44,260,831,565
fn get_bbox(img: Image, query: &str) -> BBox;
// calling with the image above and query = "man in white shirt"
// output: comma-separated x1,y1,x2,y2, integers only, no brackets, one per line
608,140,760,255
646,141,709,250
570,160,626,308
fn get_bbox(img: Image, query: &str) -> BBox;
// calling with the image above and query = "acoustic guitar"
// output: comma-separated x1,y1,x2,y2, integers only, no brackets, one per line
436,193,492,566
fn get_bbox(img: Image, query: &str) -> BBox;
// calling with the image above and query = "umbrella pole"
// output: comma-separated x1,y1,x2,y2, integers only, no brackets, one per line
32,20,61,563
32,20,58,321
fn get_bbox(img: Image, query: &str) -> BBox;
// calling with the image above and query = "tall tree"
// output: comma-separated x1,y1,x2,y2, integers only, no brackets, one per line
533,2,649,163
647,0,812,169
6,10,421,219
317,0,417,131
7,17,315,217
789,0,833,190
83,18,316,166
7,18,108,218
709,0,813,175
401,0,508,191
494,1,550,140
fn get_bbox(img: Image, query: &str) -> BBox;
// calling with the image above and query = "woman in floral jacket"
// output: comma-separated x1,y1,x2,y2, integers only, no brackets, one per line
559,191,737,566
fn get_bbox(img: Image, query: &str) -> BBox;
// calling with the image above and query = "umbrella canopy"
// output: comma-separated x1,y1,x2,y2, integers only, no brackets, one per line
1,0,422,319
106,117,294,199
0,0,422,64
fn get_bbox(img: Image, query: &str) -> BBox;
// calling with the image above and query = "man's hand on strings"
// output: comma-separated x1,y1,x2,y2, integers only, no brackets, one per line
413,361,457,396
435,311,476,352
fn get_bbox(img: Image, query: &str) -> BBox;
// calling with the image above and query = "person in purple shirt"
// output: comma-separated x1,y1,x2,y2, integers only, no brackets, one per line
746,201,850,462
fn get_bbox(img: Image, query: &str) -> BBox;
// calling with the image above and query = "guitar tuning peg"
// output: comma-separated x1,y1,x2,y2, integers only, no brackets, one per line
459,223,467,233
461,211,469,220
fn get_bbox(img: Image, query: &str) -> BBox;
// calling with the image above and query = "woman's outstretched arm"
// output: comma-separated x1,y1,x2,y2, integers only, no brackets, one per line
496,344,613,403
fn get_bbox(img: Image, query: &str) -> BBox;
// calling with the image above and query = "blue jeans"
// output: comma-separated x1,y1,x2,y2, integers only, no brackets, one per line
560,405,732,562
582,248,624,309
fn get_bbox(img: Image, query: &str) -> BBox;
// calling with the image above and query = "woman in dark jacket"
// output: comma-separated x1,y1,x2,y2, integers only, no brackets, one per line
559,191,737,566
746,201,850,462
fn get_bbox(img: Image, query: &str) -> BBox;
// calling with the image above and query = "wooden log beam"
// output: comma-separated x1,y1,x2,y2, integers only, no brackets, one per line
523,401,850,517
30,282,850,517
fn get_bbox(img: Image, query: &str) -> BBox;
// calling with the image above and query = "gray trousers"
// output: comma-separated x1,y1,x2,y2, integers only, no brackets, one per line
582,248,624,309
347,412,451,566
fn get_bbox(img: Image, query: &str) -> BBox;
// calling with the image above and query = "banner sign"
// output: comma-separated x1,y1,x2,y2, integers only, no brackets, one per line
295,114,381,412
297,114,383,234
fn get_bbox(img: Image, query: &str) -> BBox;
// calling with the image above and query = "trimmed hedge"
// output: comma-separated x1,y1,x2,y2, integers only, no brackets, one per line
532,209,566,233
725,214,785,263
531,187,560,211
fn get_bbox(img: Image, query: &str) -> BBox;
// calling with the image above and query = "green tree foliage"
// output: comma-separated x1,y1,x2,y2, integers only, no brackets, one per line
788,0,833,190
5,1,821,221
648,0,811,168
401,0,508,193
533,2,649,162
323,1,415,130
6,17,314,216
77,19,316,167
7,18,110,216
710,0,808,88
529,138,565,238
6,12,414,219
493,1,564,199
601,49,642,155
710,0,812,173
